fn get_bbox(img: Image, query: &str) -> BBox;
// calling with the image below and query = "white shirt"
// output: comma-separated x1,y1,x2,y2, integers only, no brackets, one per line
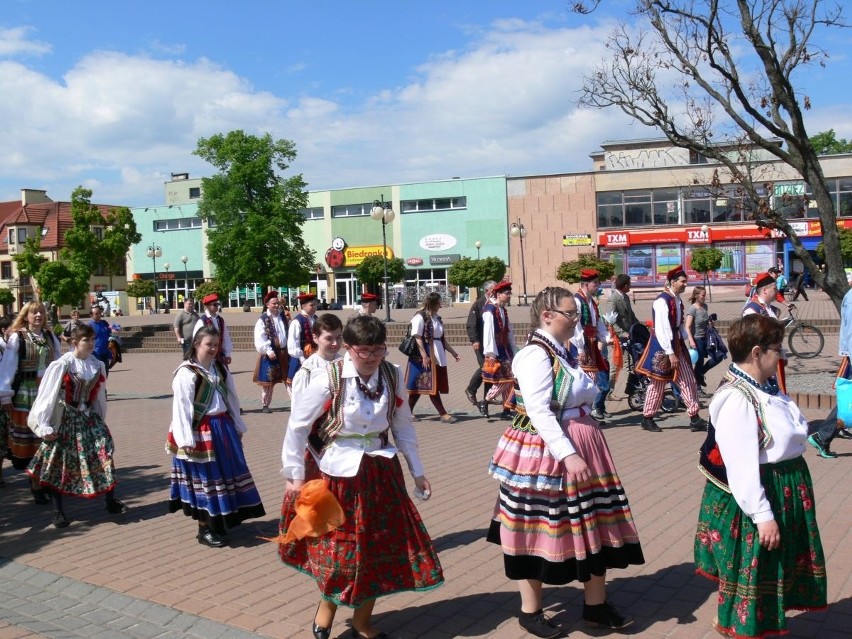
287,312,316,362
192,312,233,358
742,299,779,319
411,313,447,366
709,377,808,524
254,312,288,356
482,303,515,358
513,331,599,462
0,330,62,401
169,361,247,449
290,351,343,397
281,353,425,480
28,353,107,438
651,294,689,355
571,291,609,354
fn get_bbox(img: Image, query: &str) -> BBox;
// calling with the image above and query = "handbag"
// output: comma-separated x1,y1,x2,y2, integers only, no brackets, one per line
398,325,420,359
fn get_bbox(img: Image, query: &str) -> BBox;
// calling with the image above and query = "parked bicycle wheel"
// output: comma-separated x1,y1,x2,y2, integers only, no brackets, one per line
787,323,824,359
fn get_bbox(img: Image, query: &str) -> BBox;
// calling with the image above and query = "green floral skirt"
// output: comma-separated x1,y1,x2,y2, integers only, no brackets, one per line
694,456,827,638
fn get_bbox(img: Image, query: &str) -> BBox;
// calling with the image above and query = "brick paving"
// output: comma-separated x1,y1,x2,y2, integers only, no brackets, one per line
1,287,850,638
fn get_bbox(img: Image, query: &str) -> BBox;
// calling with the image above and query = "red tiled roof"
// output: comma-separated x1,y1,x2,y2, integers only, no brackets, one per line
0,200,122,252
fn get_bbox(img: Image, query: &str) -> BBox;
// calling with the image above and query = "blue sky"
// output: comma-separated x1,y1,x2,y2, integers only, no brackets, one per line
1,0,850,206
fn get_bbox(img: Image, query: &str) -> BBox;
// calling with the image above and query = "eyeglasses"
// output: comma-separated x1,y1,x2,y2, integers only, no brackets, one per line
765,345,783,354
550,309,579,320
349,346,388,360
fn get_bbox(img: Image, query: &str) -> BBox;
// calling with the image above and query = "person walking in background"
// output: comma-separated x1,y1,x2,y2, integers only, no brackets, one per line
790,270,809,302
405,292,461,423
695,314,826,638
286,293,318,385
88,305,113,376
465,280,496,414
488,287,644,638
636,265,707,433
173,297,199,358
167,325,265,548
60,309,84,349
26,324,128,528
193,294,233,368
769,266,788,297
279,316,444,639
684,286,711,398
289,314,344,397
356,292,379,318
607,274,638,399
480,281,517,420
743,272,788,394
253,291,289,414
0,302,61,503
572,269,612,423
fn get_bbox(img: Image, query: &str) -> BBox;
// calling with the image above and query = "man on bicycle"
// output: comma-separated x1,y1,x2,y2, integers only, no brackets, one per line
743,272,788,393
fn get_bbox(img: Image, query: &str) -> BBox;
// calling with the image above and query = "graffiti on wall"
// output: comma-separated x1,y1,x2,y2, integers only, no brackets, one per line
606,148,682,170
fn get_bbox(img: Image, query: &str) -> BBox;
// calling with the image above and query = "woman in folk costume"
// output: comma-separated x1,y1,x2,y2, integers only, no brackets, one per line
279,316,443,639
167,325,265,548
0,315,11,486
253,290,289,413
26,324,128,528
571,268,612,423
480,280,517,420
695,314,826,638
192,293,233,368
286,292,319,386
742,272,788,394
405,292,462,424
0,302,61,503
488,288,644,638
636,265,707,433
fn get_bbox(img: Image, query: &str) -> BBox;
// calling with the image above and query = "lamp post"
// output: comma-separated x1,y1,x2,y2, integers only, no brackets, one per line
370,195,395,323
163,262,170,311
701,224,713,301
475,240,482,260
510,220,529,306
146,244,162,314
180,255,189,300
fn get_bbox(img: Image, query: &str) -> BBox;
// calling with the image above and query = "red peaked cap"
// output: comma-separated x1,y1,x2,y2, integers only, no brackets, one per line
753,272,776,289
202,293,219,306
666,265,687,281
263,290,279,305
360,293,379,302
580,268,599,282
296,293,317,304
493,281,512,293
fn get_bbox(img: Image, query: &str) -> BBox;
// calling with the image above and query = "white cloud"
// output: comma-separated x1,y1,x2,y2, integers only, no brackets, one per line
0,26,51,57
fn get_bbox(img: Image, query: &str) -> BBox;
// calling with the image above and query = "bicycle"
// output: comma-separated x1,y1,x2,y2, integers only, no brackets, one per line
780,303,824,359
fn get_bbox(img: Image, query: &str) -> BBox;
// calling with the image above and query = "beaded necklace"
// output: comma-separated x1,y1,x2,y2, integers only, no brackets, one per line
356,374,384,400
728,363,779,395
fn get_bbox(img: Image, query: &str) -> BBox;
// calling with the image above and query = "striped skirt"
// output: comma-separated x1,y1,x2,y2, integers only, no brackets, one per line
7,379,42,468
279,453,444,607
694,456,827,638
167,413,266,530
487,416,644,583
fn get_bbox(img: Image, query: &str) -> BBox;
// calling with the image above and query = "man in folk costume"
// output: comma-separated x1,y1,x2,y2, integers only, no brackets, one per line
287,293,319,386
193,293,233,368
636,265,707,433
742,272,789,395
253,291,289,414
357,292,379,318
479,280,516,419
572,268,612,422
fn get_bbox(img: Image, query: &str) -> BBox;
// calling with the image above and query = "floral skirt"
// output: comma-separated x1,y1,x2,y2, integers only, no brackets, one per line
27,407,117,496
405,357,448,396
168,413,266,530
7,379,42,468
694,456,827,638
487,416,644,583
278,453,444,607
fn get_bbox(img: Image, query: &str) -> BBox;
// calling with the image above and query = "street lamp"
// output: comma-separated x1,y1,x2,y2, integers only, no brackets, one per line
701,224,713,301
510,220,529,306
180,255,189,299
146,244,162,314
475,240,482,260
370,194,395,323
163,262,170,311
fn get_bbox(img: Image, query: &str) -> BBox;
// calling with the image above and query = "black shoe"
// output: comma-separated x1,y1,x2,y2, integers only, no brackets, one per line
835,428,852,440
32,488,50,505
262,405,272,414
641,417,662,432
105,499,129,514
518,609,564,638
808,433,838,458
477,400,489,417
465,389,477,406
348,629,389,639
197,526,228,548
499,409,514,421
690,415,708,432
53,511,69,528
312,623,331,639
583,601,633,630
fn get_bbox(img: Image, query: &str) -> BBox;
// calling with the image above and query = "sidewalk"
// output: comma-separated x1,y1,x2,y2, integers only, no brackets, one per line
0,344,849,638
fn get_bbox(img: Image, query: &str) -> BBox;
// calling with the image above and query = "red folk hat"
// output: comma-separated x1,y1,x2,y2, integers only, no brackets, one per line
666,265,687,281
202,293,220,306
360,293,379,303
493,281,512,293
296,293,317,304
753,272,776,289
579,268,599,282
263,290,279,305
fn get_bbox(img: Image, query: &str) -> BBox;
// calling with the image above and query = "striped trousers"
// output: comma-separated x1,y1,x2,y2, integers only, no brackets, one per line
643,349,700,418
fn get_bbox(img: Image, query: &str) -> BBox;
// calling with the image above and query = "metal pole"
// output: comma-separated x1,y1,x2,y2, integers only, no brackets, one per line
382,216,392,323
519,231,528,305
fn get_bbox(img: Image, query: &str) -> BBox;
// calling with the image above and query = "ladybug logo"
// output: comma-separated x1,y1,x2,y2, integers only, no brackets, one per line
325,247,345,269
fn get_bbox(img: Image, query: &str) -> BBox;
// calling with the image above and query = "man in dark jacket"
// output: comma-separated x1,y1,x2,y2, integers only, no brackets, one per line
464,280,495,414
608,274,638,340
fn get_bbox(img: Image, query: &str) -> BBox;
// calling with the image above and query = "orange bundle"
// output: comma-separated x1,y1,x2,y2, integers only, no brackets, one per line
609,326,623,372
267,479,346,545
482,356,501,376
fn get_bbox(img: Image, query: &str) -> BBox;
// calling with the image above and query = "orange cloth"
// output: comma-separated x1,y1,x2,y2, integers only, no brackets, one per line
266,479,346,545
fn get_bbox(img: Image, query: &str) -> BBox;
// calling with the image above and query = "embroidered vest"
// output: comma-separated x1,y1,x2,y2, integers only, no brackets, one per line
511,334,574,434
743,299,778,318
295,314,317,353
635,291,683,381
483,302,510,357
186,361,229,431
261,312,287,354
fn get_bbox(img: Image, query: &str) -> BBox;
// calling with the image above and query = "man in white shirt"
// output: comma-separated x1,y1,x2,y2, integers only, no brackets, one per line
287,293,319,385
253,291,289,413
193,293,233,368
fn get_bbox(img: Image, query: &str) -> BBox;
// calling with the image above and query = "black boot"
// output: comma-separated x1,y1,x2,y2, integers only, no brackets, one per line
690,415,708,432
583,601,633,630
477,400,489,417
641,416,662,432
518,609,564,638
31,487,50,505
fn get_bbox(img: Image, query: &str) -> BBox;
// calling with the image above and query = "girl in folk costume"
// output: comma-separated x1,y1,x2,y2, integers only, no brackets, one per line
488,288,644,638
192,293,233,368
286,293,319,385
405,292,462,424
167,325,265,548
26,324,128,528
253,291,290,413
290,313,344,397
279,317,443,639
0,302,61,503
742,272,788,394
0,315,11,486
480,281,517,420
636,265,708,433
571,269,612,423
695,315,826,638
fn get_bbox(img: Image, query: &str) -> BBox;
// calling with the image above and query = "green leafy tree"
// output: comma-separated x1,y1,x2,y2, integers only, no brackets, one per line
354,256,406,297
194,130,316,291
100,206,142,290
556,253,615,284
810,129,852,156
125,280,157,315
448,257,507,288
193,280,227,303
690,247,725,300
14,235,89,308
0,288,14,308
817,228,852,263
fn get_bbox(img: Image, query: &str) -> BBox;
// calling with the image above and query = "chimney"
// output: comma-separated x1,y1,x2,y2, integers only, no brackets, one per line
21,189,52,205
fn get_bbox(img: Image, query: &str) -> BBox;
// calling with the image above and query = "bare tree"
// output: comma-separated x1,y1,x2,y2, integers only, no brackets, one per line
578,0,849,311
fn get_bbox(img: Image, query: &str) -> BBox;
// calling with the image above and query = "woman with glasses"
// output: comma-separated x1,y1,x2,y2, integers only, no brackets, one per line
279,316,443,639
695,314,826,638
405,292,461,423
488,287,644,638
